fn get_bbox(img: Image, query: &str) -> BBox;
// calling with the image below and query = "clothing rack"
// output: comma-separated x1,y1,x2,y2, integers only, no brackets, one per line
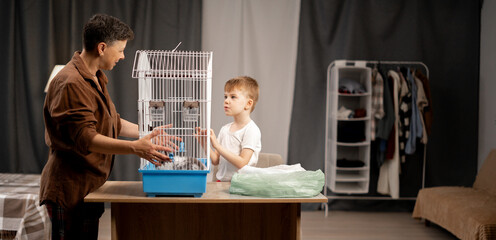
323,60,430,217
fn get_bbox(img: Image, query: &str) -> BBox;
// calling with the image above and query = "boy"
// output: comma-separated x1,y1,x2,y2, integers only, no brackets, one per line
197,76,262,181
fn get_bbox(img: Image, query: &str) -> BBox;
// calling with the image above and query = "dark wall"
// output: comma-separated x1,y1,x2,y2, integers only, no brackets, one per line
289,0,481,189
0,0,202,180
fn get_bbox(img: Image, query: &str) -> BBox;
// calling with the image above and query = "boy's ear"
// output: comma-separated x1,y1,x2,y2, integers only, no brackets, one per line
245,99,254,110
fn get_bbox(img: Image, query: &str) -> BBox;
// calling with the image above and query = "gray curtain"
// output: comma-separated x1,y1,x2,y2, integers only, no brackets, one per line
0,0,202,181
289,0,481,192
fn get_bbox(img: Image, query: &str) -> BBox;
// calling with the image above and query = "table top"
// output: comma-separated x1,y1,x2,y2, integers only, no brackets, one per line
85,181,327,204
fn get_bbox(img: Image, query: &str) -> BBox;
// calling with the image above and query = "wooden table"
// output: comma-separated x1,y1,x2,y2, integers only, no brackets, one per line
85,181,327,240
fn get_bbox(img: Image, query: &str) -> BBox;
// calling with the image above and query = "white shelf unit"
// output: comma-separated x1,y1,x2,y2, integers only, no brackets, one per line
326,61,372,195
322,60,429,216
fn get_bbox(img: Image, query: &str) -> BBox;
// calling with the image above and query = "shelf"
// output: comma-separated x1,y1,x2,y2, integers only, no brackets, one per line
327,63,371,196
331,182,368,194
336,166,368,171
336,141,369,146
335,172,368,182
336,117,370,121
338,92,370,97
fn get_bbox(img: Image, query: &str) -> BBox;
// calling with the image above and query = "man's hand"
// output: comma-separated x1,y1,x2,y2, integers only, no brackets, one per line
153,124,182,151
134,129,175,166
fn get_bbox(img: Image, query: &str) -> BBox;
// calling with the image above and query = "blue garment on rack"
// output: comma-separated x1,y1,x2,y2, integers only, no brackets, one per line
405,68,423,154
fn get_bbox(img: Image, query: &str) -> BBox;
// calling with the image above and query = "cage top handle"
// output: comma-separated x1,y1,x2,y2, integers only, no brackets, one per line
172,42,182,52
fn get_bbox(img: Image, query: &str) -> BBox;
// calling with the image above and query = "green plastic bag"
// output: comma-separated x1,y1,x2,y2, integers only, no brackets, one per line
229,169,325,198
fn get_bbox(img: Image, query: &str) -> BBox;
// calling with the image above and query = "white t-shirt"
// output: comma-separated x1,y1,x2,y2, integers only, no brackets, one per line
215,120,262,182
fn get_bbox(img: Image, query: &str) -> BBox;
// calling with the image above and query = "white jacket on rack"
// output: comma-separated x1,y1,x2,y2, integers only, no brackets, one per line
377,70,401,199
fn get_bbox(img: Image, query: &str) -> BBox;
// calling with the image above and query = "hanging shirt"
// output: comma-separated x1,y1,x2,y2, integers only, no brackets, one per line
397,69,411,162
405,69,423,154
415,71,433,136
415,74,429,144
375,68,395,167
377,70,401,199
371,68,385,140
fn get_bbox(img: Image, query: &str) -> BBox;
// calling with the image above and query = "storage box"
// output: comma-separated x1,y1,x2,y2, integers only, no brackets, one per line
140,162,210,197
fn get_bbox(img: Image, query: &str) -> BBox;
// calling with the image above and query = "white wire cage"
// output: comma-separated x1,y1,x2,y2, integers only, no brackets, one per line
132,49,212,197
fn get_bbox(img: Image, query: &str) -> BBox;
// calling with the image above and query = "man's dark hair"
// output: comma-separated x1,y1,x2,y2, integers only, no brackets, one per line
83,14,134,51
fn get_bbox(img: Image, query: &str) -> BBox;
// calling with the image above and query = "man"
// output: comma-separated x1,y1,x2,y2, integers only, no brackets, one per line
40,14,174,239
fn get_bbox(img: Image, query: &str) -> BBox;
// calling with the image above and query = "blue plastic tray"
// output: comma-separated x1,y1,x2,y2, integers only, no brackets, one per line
139,161,210,197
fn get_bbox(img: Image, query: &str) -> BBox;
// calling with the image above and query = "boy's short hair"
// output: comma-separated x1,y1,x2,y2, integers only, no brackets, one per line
83,14,134,51
225,76,259,112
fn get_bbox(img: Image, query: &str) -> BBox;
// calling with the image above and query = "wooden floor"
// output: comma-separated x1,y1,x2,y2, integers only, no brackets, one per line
300,211,457,240
98,208,457,240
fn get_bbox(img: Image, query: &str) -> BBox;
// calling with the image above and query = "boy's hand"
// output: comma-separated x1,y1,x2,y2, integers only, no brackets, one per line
210,129,219,149
195,127,209,149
